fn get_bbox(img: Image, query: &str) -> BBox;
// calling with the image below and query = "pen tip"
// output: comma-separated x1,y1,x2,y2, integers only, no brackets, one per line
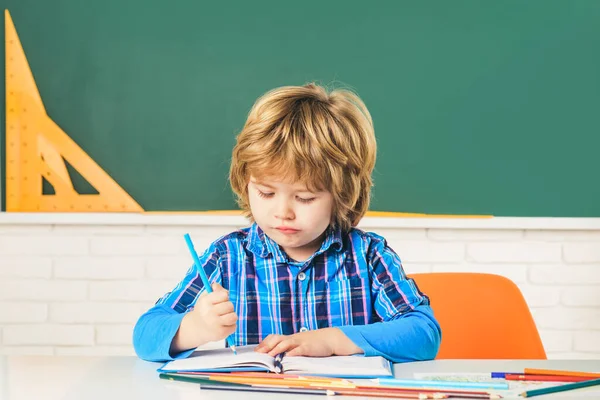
231,345,237,355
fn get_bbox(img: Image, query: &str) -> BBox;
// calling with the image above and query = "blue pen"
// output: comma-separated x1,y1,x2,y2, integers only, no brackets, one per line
273,353,285,374
491,372,521,378
184,233,237,355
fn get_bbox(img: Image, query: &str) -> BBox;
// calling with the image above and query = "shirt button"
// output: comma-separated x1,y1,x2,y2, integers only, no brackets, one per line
299,327,308,332
298,272,307,281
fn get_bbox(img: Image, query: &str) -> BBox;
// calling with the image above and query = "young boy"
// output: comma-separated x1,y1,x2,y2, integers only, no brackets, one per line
133,83,441,363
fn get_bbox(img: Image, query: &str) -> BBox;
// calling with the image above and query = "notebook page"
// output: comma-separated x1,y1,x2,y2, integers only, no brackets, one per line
160,345,275,372
282,354,392,377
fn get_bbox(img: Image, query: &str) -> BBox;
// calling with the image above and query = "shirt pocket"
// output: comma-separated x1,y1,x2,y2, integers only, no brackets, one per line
317,278,369,327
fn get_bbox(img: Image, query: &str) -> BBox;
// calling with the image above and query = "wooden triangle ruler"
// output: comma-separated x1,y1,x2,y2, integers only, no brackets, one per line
4,10,143,212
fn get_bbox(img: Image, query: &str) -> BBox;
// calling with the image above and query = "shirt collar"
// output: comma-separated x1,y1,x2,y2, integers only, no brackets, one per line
246,223,344,262
317,226,344,255
246,223,271,258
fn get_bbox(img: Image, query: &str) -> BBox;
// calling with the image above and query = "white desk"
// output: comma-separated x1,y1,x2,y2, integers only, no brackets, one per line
0,356,598,400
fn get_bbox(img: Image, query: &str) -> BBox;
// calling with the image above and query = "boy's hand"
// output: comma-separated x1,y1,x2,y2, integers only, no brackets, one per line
190,282,238,343
254,328,363,357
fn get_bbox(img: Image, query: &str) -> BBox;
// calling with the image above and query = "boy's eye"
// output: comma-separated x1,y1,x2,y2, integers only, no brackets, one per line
296,197,316,204
257,190,274,198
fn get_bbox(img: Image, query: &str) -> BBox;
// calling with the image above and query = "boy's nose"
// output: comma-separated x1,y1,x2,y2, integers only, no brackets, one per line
274,201,294,220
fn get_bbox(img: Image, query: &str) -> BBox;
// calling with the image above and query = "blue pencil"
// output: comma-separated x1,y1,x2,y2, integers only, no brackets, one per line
374,378,509,390
184,233,237,355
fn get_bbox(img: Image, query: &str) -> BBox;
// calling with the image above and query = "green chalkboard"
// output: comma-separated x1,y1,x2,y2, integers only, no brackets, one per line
2,0,600,216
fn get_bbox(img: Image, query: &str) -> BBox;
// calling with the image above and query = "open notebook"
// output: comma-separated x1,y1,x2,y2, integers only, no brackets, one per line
158,345,393,378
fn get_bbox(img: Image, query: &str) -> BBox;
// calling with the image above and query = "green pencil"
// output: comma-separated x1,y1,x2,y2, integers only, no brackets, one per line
521,377,600,398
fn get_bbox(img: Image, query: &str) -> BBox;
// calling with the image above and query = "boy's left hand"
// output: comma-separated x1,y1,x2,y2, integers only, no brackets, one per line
254,328,363,357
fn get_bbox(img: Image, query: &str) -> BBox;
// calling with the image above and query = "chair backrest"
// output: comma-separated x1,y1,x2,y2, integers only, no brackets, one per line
410,272,547,359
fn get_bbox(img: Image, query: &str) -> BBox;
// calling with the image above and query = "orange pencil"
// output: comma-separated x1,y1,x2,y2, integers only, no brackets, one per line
524,368,600,379
179,371,349,383
233,371,347,381
209,376,353,388
175,372,351,386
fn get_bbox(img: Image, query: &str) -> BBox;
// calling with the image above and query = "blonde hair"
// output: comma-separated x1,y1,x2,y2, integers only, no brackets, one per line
229,83,376,232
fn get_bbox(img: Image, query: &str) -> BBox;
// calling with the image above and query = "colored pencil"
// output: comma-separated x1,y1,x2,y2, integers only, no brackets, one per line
198,383,446,399
162,372,344,389
329,389,444,399
206,371,351,383
177,371,348,383
160,373,242,386
163,372,354,388
198,383,330,395
184,233,237,355
505,373,593,382
443,394,501,399
327,384,499,399
521,377,600,398
333,389,498,399
524,368,600,379
162,372,500,398
490,372,521,378
374,378,509,390
170,372,493,395
355,385,501,399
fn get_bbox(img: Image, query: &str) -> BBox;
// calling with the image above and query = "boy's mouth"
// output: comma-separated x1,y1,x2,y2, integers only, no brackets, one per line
276,226,300,234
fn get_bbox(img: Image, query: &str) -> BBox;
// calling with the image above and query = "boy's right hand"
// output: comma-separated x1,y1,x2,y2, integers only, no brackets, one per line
189,282,238,343
171,283,237,353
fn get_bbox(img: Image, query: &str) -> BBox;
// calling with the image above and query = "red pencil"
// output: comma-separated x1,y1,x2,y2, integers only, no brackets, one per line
524,368,600,379
505,374,594,382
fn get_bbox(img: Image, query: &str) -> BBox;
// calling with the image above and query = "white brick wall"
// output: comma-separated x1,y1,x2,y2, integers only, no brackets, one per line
0,213,599,359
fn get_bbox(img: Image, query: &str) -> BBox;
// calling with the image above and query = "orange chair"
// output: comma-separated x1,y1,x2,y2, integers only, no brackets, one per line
410,272,547,359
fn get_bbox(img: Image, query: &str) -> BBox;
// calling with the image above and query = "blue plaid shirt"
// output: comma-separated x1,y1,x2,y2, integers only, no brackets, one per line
133,223,441,362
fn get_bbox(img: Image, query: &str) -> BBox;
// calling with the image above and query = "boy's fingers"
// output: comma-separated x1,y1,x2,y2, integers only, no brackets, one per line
205,290,229,304
268,340,295,358
285,346,304,357
211,282,227,292
213,301,235,316
255,334,282,353
219,312,238,327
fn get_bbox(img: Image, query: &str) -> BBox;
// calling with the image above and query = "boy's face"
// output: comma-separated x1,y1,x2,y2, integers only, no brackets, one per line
248,176,333,262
